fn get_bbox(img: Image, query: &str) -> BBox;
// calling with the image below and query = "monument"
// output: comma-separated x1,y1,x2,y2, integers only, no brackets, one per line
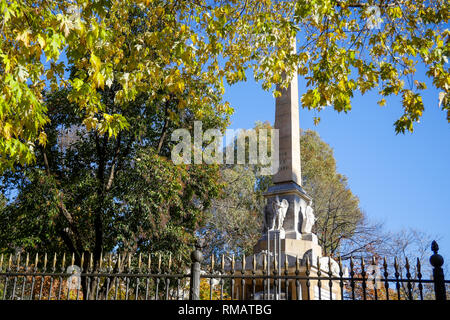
254,42,319,256
233,41,341,300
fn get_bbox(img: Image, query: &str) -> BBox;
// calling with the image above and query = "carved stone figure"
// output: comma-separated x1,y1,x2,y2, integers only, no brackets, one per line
271,196,289,231
301,202,316,234
263,196,289,232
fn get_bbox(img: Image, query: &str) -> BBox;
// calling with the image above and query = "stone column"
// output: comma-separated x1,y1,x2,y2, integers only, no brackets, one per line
273,60,301,185
262,42,311,241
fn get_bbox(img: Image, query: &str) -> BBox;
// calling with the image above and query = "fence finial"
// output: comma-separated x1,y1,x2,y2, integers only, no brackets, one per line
189,238,204,300
430,240,446,300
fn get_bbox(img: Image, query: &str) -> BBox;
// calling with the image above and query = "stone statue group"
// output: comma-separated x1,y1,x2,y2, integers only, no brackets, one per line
263,196,316,234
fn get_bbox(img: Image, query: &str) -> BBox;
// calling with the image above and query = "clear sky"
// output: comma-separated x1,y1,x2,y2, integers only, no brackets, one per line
222,66,450,263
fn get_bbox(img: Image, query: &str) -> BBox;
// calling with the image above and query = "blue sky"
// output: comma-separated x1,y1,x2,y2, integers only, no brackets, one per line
222,67,450,262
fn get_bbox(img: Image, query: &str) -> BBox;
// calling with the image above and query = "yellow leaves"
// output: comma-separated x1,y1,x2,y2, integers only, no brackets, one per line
15,29,31,47
2,122,13,139
313,117,321,125
98,113,130,138
377,98,386,107
155,6,164,16
89,53,105,89
90,53,101,72
36,35,46,49
190,34,198,45
83,117,99,131
176,80,185,93
56,13,74,37
93,71,105,89
0,54,13,73
38,131,47,146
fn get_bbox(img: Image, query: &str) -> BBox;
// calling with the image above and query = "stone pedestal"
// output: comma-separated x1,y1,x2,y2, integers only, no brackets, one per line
232,255,342,300
254,238,322,261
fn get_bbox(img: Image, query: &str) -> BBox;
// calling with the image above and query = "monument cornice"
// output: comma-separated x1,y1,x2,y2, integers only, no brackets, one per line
264,182,312,203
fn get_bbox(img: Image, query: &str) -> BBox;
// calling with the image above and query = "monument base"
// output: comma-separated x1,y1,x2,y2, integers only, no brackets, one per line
301,233,318,244
253,237,322,261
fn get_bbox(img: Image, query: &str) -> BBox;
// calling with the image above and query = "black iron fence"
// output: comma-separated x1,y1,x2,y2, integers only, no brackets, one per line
0,241,448,301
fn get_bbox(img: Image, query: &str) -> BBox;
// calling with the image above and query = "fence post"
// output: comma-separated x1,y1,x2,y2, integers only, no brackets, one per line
430,240,446,300
189,240,203,300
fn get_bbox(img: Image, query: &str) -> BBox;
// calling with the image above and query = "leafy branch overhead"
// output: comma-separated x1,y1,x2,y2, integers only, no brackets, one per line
1,0,448,170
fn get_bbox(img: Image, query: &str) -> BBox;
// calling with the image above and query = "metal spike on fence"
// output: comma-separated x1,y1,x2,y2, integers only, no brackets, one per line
263,253,267,271
371,256,376,266
147,253,151,271
89,252,93,271
158,253,162,271
43,253,48,270
383,256,388,271
0,254,3,271
295,255,300,274
316,256,321,270
25,253,29,270
231,254,235,272
273,254,277,271
416,257,421,273
71,253,75,267
328,257,332,274
80,252,84,271
252,254,256,273
34,253,39,270
8,253,12,269
118,254,121,271
138,253,142,270
17,252,21,269
285,254,289,272
305,255,310,272
211,255,215,272
100,252,103,269
221,254,225,272
168,253,172,270
108,253,112,271
128,253,132,271
62,253,66,271
242,254,246,272
405,257,410,273
338,256,343,274
52,253,57,271
361,256,365,272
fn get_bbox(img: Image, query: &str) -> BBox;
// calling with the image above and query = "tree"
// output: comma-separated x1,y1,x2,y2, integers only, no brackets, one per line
0,33,230,278
201,164,264,257
1,0,448,171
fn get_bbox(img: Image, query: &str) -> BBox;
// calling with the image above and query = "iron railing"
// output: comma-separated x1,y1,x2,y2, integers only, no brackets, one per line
0,241,447,300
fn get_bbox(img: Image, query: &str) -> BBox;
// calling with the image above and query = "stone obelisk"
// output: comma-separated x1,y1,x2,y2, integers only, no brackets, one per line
236,42,341,299
262,44,313,243
255,41,319,251
273,63,302,186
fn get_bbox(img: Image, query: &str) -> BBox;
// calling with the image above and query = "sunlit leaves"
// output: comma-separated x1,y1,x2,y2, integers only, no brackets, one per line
1,0,448,172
